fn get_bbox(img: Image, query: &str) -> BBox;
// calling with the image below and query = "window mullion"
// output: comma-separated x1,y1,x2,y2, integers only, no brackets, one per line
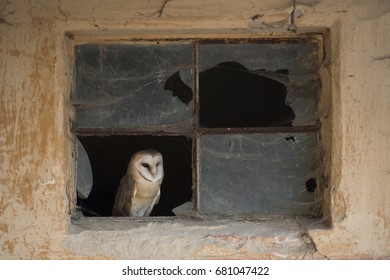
192,40,200,212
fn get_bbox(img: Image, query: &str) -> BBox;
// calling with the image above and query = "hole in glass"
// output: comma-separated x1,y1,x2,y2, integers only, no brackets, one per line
198,62,295,128
305,178,317,193
165,62,295,128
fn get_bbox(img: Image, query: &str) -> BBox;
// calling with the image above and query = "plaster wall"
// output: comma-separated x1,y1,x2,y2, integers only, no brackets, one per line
0,0,389,259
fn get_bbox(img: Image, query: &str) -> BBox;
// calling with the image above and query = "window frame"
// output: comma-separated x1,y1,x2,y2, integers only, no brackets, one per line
69,33,325,219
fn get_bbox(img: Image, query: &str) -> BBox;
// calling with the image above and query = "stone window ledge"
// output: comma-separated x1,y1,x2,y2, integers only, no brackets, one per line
65,216,327,259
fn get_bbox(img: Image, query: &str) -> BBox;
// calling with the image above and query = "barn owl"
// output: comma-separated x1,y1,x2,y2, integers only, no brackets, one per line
112,150,164,217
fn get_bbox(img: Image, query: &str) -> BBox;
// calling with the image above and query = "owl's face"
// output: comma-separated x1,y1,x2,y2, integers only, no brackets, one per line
131,150,164,183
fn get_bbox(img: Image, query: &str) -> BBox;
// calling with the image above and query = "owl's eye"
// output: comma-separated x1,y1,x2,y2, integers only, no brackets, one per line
142,163,149,168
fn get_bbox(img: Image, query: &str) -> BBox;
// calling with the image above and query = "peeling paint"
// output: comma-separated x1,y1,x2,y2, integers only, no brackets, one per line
38,178,55,186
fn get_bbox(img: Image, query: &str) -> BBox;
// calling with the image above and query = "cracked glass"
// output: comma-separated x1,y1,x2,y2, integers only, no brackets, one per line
73,43,193,129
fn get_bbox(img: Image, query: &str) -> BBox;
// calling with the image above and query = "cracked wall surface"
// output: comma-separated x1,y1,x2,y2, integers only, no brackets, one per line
1,0,389,259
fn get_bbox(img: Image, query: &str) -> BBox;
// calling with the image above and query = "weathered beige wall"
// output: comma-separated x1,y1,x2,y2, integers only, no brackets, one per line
0,0,389,259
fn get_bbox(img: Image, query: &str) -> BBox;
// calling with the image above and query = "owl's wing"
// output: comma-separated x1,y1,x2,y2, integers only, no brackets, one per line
143,189,160,217
111,174,137,216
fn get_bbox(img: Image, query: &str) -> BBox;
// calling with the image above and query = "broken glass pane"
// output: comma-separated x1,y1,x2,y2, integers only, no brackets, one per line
198,42,321,126
199,133,320,216
73,43,194,129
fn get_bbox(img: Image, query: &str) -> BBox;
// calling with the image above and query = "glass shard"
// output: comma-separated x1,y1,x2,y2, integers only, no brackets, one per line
75,137,93,199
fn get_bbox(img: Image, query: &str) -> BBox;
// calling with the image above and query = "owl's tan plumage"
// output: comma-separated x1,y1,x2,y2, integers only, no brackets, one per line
111,150,164,217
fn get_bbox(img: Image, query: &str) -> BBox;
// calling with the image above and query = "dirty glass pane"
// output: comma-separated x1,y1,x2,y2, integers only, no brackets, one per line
198,42,321,126
73,43,194,129
199,133,320,216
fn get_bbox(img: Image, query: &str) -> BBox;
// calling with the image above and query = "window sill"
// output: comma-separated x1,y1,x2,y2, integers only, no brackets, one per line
65,215,327,259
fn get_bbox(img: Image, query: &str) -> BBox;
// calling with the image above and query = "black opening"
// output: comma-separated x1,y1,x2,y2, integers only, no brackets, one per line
305,178,317,193
77,135,192,217
164,61,295,128
199,62,294,128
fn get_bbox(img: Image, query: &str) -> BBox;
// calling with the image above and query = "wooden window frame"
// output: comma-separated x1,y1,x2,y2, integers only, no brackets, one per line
70,33,325,218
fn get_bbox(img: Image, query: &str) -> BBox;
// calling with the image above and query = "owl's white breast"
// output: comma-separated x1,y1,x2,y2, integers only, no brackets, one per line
130,181,161,216
135,180,161,198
